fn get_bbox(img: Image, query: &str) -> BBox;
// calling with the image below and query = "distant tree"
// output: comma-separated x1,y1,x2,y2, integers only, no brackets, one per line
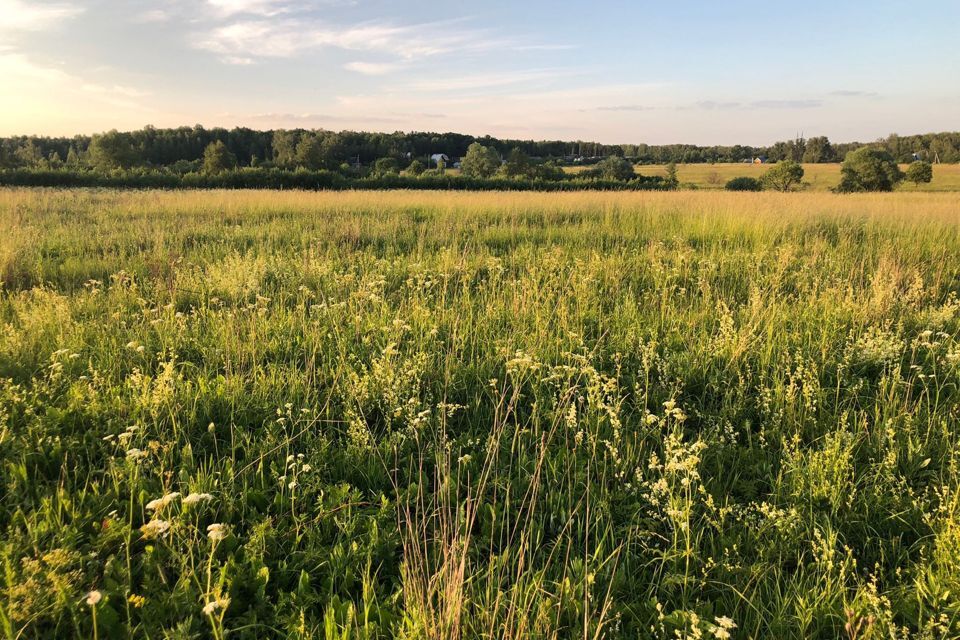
725,176,763,191
836,147,904,192
802,136,837,163
588,156,635,181
501,147,532,178
14,141,44,167
530,160,565,181
47,151,63,169
295,135,326,170
372,157,400,176
88,130,139,170
460,142,501,178
271,131,298,168
202,141,237,174
905,160,933,186
405,159,426,176
65,146,81,167
761,160,804,191
664,161,679,188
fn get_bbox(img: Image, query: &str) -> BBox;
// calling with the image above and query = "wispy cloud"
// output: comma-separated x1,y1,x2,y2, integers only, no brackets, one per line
205,0,291,18
830,90,879,98
592,104,656,112
405,68,578,93
343,61,401,76
0,0,83,33
696,100,741,110
749,99,822,109
196,18,505,64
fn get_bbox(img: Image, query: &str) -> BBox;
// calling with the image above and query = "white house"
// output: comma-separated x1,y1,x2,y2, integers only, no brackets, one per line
430,153,449,166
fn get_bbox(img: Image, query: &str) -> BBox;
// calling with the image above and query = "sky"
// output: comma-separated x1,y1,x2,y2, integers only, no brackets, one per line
1,0,958,145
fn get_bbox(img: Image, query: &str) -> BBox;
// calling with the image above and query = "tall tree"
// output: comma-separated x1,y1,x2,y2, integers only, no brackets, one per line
202,141,237,174
460,143,501,178
88,130,139,170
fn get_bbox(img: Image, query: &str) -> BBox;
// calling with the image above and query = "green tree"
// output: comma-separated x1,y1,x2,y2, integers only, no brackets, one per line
272,130,298,168
372,157,400,176
14,141,44,167
405,159,426,176
460,143,501,178
802,136,836,163
905,160,933,186
530,160,565,181
591,156,635,181
501,147,531,178
65,146,81,168
836,147,904,192
295,135,325,170
761,160,804,191
202,141,237,174
88,130,140,170
664,161,679,189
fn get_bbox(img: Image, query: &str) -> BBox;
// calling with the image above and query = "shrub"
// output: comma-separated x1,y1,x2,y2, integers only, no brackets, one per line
725,176,763,191
905,160,933,186
761,161,804,191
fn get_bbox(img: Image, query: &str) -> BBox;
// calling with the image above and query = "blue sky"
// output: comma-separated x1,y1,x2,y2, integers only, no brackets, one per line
1,0,957,144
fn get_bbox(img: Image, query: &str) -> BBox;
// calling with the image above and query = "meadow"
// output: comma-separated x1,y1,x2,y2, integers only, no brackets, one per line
2,188,960,639
562,163,960,192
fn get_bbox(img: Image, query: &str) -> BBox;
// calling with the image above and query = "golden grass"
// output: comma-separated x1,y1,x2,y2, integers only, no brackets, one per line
585,162,960,191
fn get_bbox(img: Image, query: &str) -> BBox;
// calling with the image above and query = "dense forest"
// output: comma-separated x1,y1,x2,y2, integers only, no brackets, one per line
1,126,958,173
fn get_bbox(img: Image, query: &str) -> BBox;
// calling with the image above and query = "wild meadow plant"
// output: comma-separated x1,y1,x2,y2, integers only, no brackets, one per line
0,188,959,638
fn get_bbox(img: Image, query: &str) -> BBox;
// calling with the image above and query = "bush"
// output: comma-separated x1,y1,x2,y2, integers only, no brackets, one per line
725,176,763,191
905,160,933,186
836,147,904,192
760,161,804,191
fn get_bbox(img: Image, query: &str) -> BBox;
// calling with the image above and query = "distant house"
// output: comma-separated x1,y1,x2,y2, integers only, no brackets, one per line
430,153,449,166
753,156,768,164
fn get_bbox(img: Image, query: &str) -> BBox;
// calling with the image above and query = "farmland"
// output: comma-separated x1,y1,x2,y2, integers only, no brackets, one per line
563,163,960,191
2,188,960,639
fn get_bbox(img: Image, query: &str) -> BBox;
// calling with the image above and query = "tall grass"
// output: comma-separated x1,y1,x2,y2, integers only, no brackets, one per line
1,188,959,639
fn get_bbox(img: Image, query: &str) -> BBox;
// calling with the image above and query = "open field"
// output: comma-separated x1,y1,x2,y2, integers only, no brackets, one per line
2,188,960,639
563,163,960,191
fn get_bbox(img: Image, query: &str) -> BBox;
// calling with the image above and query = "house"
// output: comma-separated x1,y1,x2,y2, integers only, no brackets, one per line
753,156,767,164
430,153,449,167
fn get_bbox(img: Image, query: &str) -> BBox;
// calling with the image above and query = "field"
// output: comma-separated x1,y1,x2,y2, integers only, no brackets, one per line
2,188,960,639
563,163,960,192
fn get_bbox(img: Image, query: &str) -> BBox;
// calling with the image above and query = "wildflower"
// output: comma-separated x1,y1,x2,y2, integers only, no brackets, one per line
203,596,231,615
182,492,214,505
125,448,148,461
300,464,312,473
458,454,472,465
85,590,102,606
207,523,230,541
140,519,171,539
145,492,180,511
287,481,297,490
128,593,146,608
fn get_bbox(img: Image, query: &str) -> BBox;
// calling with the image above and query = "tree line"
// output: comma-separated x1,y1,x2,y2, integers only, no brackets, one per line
2,126,958,173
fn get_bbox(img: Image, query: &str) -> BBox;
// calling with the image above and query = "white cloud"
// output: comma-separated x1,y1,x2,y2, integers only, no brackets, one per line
206,0,290,18
343,61,400,75
0,0,83,33
196,18,504,64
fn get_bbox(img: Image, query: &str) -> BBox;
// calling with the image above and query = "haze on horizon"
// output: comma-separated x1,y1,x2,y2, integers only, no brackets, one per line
1,0,958,146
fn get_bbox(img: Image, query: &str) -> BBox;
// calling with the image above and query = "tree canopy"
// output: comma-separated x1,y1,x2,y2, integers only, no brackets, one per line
836,147,904,192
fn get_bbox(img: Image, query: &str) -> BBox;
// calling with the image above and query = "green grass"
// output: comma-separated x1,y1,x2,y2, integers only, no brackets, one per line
2,188,960,639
